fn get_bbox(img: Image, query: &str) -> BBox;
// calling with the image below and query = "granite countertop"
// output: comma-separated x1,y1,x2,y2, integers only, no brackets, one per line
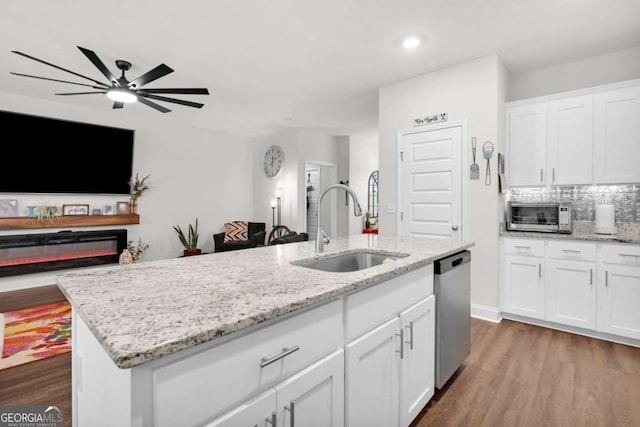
56,235,474,369
500,221,640,244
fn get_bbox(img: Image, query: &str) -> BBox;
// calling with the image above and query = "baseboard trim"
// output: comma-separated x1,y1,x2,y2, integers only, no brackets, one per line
502,313,640,348
470,304,502,323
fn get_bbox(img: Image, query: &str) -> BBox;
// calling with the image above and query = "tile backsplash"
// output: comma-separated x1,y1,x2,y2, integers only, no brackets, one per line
509,185,639,223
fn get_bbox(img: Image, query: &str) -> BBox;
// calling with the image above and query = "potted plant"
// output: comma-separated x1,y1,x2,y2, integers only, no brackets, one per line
129,173,151,214
173,218,201,256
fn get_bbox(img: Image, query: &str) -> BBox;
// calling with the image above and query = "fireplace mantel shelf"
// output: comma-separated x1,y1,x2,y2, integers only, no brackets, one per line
0,214,140,230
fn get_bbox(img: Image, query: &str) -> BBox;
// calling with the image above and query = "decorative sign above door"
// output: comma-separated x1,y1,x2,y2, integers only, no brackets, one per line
414,112,448,126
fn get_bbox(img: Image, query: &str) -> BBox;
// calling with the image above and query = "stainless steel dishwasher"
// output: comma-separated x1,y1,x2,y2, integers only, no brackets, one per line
434,250,471,389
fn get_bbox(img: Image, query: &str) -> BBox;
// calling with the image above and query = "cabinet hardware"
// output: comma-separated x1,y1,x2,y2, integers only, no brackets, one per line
451,225,459,231
514,245,531,249
265,411,276,426
552,168,555,182
540,169,543,183
561,249,581,253
260,346,300,368
396,328,405,359
605,270,609,287
590,269,593,285
405,321,414,350
538,264,542,278
285,401,295,427
619,253,640,258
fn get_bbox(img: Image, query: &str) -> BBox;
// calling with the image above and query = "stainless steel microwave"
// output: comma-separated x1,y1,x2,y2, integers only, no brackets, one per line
506,202,573,233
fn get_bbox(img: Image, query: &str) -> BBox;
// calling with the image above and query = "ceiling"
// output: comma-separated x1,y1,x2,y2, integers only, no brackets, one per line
2,0,640,137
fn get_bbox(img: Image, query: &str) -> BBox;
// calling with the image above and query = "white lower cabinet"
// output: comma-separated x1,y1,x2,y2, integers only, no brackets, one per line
546,259,596,329
503,255,545,320
208,350,344,427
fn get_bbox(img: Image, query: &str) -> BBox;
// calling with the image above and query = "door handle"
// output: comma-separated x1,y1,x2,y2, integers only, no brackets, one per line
396,328,404,359
285,401,295,427
405,321,414,350
540,169,544,183
451,225,459,231
605,270,609,287
260,346,300,368
590,269,593,285
265,412,276,426
552,168,555,182
539,264,542,278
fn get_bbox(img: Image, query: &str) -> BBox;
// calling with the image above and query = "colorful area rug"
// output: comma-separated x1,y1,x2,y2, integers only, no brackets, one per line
1,301,71,371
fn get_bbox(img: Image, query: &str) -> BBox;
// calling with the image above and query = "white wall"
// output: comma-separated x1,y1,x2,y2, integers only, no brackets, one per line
378,54,506,310
0,92,253,292
335,135,350,237
348,132,378,235
509,45,640,101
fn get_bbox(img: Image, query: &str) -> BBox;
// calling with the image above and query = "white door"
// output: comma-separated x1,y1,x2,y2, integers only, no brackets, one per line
506,104,547,187
398,296,435,427
346,317,400,427
593,87,640,184
398,122,463,240
546,260,596,329
204,389,276,427
598,265,640,339
503,255,545,320
276,350,344,427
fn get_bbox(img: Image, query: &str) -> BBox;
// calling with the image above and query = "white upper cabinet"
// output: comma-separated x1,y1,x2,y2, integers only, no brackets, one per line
547,96,593,185
506,80,640,188
507,104,547,187
593,87,640,184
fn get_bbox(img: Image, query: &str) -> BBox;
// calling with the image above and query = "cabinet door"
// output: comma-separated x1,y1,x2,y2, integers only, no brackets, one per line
598,265,640,339
204,389,277,427
398,296,435,427
593,86,640,184
346,317,400,427
547,96,593,185
546,260,596,329
503,255,545,319
275,350,344,427
507,104,547,187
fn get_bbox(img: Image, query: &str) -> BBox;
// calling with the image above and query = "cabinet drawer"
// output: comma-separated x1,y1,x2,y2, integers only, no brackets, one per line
601,244,640,266
502,237,544,257
153,299,343,427
346,264,432,342
547,240,596,262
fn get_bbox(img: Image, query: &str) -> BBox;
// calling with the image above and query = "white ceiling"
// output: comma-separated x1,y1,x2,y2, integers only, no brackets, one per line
2,0,640,137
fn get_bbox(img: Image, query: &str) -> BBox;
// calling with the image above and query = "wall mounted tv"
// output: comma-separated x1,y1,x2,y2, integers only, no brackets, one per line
0,110,134,195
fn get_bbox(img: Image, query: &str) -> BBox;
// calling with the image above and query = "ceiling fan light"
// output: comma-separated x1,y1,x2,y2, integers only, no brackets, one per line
107,89,137,103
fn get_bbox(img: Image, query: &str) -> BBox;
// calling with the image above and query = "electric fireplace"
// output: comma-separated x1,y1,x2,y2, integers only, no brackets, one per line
0,229,127,277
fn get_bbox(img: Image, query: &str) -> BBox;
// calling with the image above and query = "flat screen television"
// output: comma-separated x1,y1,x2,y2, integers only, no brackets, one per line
0,110,134,195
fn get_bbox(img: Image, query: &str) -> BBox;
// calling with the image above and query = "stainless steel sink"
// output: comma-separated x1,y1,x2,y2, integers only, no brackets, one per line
293,250,409,273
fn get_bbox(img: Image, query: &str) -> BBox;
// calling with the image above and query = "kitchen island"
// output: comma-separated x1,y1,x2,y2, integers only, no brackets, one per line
57,235,473,427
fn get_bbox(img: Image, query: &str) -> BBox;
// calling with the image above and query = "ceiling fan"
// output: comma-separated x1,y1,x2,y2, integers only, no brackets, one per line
10,46,210,113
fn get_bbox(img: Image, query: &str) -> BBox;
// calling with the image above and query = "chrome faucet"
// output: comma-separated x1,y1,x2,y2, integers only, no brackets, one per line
315,183,363,253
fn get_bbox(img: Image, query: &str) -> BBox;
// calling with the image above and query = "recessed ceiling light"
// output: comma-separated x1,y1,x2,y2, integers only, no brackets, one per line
402,37,420,50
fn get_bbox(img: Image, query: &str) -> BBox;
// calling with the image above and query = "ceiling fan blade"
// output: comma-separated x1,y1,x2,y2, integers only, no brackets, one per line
137,88,209,95
137,97,171,113
12,50,110,87
10,72,108,89
55,91,106,95
113,102,124,109
128,64,174,89
139,93,204,109
77,46,119,87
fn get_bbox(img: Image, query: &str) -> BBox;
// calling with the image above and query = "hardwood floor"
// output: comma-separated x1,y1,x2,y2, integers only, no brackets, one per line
0,285,71,427
412,318,640,427
2,286,639,427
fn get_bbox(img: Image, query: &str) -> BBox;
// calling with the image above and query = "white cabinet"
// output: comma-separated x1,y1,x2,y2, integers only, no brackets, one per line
208,350,344,427
503,255,545,320
598,244,640,339
593,87,640,184
398,296,435,427
547,96,593,185
506,104,547,187
546,260,596,329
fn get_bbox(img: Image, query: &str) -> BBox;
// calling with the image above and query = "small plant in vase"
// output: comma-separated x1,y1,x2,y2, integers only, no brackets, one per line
173,218,201,256
128,172,151,214
120,238,150,264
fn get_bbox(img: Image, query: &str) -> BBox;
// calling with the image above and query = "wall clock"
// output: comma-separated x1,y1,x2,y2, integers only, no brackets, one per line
262,145,285,178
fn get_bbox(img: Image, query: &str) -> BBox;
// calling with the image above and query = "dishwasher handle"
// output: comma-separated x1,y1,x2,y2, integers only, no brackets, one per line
435,250,471,274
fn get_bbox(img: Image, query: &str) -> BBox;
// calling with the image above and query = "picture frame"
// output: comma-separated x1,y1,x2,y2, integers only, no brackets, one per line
116,201,130,215
103,204,114,215
92,208,103,216
0,199,18,217
62,204,90,216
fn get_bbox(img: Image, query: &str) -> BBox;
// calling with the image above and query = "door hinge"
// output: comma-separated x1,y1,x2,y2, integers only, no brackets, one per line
400,151,404,161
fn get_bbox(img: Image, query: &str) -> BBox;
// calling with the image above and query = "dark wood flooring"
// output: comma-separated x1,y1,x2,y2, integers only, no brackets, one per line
412,318,640,427
0,285,71,427
2,286,639,427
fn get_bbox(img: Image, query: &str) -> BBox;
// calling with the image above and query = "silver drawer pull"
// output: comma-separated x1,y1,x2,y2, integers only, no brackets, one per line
605,270,609,287
285,401,295,427
561,249,581,253
590,269,593,285
514,245,531,249
265,411,276,426
619,253,640,258
405,321,414,350
539,264,542,278
260,346,300,368
396,328,404,359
